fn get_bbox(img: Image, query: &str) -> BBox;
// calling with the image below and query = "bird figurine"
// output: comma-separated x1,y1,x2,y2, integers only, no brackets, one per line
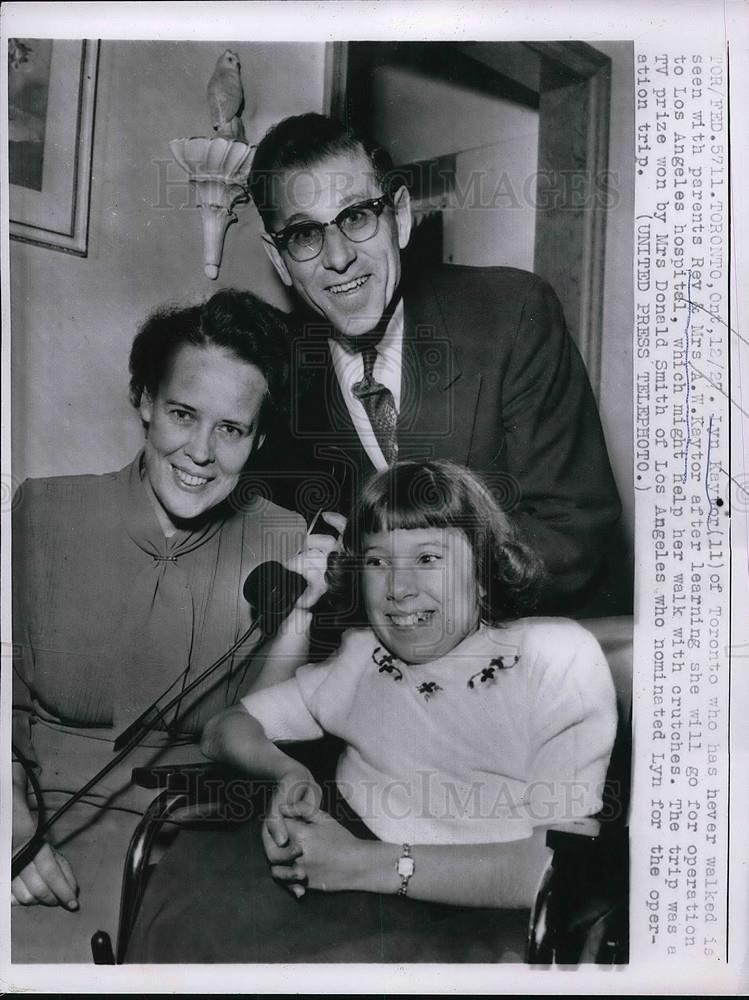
206,49,246,143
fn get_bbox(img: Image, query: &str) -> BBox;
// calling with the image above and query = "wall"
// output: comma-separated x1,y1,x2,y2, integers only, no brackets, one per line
371,63,538,270
11,40,327,483
447,139,537,270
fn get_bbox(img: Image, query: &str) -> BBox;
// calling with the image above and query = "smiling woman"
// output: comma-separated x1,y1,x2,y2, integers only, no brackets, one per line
127,293,289,527
11,289,308,961
137,344,268,532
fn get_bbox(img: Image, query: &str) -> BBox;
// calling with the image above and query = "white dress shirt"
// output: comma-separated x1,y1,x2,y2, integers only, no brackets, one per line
327,299,404,470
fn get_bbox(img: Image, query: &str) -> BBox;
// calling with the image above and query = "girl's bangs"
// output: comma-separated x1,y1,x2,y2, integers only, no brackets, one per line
358,478,467,536
364,503,448,534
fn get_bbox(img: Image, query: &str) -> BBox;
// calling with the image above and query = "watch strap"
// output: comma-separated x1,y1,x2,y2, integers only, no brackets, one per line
395,843,414,896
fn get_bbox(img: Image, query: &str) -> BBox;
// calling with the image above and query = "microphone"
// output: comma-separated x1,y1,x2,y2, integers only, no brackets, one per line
243,561,307,637
114,509,341,752
243,509,342,637
114,513,340,753
12,510,341,878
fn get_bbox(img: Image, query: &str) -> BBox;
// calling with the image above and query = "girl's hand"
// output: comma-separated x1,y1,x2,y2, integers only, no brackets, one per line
285,512,346,610
261,766,322,899
280,811,363,894
269,766,322,830
261,766,322,894
11,795,79,909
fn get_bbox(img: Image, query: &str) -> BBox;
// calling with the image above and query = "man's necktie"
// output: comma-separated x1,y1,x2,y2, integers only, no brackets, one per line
351,345,398,465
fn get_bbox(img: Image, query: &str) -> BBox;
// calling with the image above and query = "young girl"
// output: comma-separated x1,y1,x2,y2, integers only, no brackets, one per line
128,460,617,963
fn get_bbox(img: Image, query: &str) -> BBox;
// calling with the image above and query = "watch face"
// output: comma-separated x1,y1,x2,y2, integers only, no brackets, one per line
397,857,415,878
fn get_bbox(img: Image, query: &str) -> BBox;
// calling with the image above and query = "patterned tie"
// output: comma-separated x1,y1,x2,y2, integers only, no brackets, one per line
351,345,398,465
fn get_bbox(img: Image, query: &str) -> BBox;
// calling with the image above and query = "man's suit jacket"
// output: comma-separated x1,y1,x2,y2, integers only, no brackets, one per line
261,264,623,614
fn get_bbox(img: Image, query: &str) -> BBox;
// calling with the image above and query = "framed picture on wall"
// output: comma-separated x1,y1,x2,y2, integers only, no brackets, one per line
8,37,99,256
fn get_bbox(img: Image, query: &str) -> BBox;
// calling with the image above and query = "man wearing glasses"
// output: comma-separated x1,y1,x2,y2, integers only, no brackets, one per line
249,113,622,615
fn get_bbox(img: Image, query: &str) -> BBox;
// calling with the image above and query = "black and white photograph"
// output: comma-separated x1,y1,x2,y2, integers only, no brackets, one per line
1,1,746,994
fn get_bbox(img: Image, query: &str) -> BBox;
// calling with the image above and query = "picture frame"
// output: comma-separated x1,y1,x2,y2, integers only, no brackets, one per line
8,38,99,256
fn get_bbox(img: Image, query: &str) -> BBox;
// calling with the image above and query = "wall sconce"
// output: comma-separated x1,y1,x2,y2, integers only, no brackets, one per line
169,49,255,280
169,136,253,279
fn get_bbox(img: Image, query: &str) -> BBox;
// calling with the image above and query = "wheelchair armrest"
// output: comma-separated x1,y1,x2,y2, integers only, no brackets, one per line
131,761,228,792
545,818,601,851
130,734,346,795
131,761,276,829
527,820,629,965
113,787,199,963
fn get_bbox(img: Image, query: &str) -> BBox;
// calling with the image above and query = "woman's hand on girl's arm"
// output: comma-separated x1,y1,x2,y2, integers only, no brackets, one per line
268,812,553,909
11,764,79,909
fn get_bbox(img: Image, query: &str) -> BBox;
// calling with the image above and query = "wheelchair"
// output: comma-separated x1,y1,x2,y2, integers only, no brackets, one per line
91,616,632,966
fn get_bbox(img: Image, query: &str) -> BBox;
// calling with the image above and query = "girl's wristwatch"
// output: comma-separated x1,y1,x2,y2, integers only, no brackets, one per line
395,844,414,896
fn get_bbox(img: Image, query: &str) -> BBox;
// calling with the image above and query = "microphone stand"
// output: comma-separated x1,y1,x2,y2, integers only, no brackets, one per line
12,620,263,878
12,541,317,879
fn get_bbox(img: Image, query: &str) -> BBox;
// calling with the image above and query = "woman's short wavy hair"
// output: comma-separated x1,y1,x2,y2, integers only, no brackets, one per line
128,289,291,436
328,459,545,627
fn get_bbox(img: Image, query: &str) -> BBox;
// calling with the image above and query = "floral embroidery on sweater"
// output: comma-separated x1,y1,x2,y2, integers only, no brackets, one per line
372,646,520,698
467,655,520,688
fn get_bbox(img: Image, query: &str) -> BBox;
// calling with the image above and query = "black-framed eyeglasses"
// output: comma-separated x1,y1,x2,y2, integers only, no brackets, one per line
269,195,393,262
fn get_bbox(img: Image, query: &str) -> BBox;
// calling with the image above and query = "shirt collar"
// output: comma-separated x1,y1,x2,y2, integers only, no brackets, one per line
117,451,227,559
328,297,404,405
